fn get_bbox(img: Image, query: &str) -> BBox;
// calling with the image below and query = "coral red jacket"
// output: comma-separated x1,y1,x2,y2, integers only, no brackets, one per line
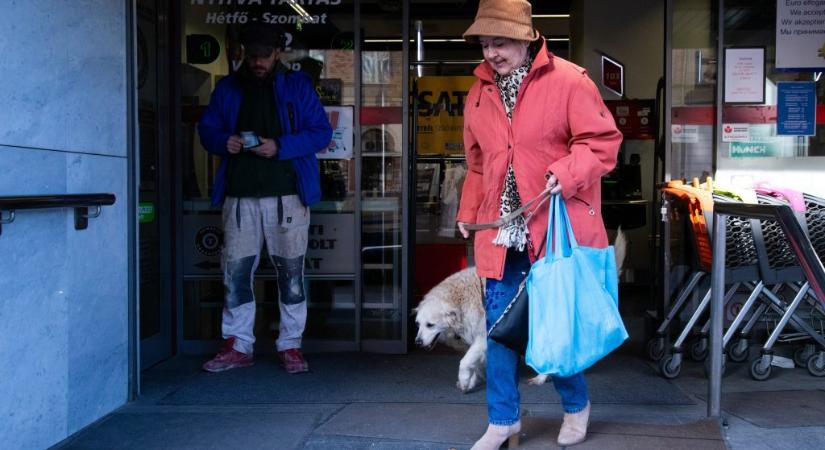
457,42,622,280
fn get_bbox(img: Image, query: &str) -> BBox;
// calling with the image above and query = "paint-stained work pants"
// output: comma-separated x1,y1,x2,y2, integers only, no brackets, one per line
221,195,309,354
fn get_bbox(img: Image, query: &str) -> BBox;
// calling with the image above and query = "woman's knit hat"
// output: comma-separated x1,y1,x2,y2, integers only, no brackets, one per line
463,0,540,43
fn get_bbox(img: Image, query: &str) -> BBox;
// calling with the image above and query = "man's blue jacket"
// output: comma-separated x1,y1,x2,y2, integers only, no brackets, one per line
197,66,333,207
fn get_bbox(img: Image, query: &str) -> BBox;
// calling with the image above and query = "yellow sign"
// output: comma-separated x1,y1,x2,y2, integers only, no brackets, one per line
416,76,476,155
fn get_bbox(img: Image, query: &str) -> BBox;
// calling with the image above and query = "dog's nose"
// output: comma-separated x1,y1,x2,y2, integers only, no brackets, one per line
415,338,423,346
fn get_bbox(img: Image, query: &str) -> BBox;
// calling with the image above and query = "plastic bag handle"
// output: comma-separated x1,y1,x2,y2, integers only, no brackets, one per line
546,195,578,260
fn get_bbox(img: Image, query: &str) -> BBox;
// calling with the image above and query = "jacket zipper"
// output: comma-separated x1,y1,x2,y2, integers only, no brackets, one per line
570,196,596,216
287,103,297,133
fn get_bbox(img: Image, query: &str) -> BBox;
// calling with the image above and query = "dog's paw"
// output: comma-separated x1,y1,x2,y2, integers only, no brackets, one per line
527,374,548,386
457,373,482,393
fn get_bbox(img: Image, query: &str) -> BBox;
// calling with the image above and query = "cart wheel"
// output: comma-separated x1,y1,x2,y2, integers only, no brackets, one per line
647,338,666,361
659,355,681,379
806,352,825,377
793,345,815,368
749,357,772,381
727,339,749,363
690,339,709,361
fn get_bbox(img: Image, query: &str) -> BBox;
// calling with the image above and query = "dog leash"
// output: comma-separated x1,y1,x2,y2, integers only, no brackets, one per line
462,188,553,231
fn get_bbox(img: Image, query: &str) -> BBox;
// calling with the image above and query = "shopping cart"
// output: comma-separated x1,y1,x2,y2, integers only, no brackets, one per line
657,190,763,379
726,190,825,379
647,180,714,363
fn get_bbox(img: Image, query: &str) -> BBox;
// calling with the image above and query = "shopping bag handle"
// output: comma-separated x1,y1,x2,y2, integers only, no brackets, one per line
463,188,553,231
547,195,578,259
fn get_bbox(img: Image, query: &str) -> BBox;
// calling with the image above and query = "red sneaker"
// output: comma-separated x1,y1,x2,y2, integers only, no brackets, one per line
202,337,254,372
277,348,309,374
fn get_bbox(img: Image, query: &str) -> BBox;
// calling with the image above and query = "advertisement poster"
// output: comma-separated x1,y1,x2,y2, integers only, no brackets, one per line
605,100,655,140
776,0,825,70
724,48,765,104
319,106,353,159
777,81,817,136
416,76,476,155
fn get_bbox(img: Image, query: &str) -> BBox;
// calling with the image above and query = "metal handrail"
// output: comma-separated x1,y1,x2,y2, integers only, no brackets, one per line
709,202,825,417
0,193,116,235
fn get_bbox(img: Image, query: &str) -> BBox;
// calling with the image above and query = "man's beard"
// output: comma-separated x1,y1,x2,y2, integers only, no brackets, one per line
239,63,274,85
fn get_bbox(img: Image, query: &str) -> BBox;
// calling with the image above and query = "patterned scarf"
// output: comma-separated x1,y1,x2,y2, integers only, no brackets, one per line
492,56,533,251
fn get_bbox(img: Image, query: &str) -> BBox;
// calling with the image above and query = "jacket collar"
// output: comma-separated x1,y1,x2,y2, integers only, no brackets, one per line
473,38,554,83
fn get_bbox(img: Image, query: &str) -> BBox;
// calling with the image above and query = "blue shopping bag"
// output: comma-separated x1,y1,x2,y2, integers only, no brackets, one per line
525,195,628,377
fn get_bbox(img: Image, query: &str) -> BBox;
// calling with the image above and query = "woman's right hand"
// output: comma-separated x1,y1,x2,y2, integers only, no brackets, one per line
457,222,471,239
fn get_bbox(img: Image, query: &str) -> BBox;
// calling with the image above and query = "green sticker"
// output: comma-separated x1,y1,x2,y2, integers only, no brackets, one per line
729,142,783,158
139,202,155,223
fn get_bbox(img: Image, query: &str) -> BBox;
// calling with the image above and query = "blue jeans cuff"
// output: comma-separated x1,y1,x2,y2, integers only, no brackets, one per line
563,402,590,414
489,418,520,426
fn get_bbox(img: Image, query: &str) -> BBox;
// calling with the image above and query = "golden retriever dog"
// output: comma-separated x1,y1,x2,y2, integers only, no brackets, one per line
414,228,627,390
414,267,487,393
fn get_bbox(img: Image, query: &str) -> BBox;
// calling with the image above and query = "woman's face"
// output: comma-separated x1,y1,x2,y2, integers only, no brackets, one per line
479,36,529,76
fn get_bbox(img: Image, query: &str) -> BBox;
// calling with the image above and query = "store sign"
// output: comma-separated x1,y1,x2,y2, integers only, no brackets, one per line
601,55,624,97
722,123,751,142
138,202,156,224
319,106,353,159
671,124,699,143
777,81,817,136
183,211,354,275
186,34,221,64
776,0,825,70
188,0,348,50
730,142,781,158
724,48,765,104
605,100,655,140
729,124,796,158
305,213,355,274
416,76,475,155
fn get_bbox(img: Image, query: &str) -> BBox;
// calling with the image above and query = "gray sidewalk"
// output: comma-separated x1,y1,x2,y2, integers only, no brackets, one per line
53,349,825,449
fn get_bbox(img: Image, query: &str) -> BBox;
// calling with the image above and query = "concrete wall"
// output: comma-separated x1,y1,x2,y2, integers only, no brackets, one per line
0,2,131,449
571,0,664,100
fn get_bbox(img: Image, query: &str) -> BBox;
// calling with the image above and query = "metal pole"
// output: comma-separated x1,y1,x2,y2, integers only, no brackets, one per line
126,0,140,401
414,20,424,78
709,211,727,417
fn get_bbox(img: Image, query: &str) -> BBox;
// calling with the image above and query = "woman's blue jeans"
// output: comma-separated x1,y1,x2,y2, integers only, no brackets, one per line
484,249,589,425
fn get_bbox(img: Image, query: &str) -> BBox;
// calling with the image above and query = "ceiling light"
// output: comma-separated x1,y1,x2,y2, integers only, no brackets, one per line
286,0,316,24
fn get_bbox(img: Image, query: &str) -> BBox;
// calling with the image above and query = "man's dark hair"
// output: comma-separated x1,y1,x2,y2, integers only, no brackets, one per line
239,23,286,56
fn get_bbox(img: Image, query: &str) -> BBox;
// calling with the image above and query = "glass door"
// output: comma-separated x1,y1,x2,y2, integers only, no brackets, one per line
137,0,173,368
178,1,361,353
358,1,410,353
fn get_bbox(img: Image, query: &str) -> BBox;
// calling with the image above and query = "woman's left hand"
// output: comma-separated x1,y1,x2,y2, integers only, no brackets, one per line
545,173,563,195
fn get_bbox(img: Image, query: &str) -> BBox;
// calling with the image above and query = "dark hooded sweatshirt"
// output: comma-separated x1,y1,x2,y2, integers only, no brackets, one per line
225,63,298,198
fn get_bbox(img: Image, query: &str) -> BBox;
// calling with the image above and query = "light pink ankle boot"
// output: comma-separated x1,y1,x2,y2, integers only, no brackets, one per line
470,421,521,450
557,402,590,446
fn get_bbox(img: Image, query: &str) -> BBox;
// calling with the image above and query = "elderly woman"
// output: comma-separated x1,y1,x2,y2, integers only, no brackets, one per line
456,1,622,448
